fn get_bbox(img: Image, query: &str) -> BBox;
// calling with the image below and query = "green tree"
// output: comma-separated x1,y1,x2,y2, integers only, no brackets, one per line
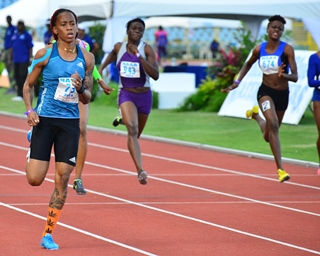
89,23,106,64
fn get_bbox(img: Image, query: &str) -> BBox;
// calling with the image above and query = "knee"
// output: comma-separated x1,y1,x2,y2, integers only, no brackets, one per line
61,173,71,186
79,126,87,137
263,120,279,142
26,175,43,186
263,135,269,143
127,123,139,137
267,120,279,133
55,171,71,189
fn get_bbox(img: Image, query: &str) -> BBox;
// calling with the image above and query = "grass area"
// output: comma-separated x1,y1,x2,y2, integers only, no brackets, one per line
0,86,318,163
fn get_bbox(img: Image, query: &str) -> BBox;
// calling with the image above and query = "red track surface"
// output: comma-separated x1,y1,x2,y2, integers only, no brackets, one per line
0,114,319,256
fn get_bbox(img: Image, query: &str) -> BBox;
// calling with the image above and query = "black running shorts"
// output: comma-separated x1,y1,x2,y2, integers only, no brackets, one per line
257,83,289,111
29,117,80,166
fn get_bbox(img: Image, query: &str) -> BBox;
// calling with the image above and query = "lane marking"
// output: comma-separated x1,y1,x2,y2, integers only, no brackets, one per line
6,201,320,206
0,202,157,256
0,141,319,191
0,122,318,168
0,144,319,218
1,165,320,255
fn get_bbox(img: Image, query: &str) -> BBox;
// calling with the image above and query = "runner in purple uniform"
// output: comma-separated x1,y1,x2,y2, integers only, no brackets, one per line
99,18,159,185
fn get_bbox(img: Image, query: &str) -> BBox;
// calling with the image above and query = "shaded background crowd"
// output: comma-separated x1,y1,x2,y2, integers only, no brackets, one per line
0,0,319,167
0,0,318,111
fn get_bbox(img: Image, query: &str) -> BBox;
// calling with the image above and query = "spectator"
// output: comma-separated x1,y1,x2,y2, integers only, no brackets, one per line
43,18,53,45
2,15,16,94
210,39,219,59
155,25,168,66
10,20,33,101
77,23,99,55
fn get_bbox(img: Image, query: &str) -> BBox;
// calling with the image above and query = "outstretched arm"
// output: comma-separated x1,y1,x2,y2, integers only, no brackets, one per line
98,43,120,75
93,65,114,95
221,46,259,93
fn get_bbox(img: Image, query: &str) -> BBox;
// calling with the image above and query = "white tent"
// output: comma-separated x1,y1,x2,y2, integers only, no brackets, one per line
145,17,242,29
0,0,65,28
60,0,320,52
60,0,320,20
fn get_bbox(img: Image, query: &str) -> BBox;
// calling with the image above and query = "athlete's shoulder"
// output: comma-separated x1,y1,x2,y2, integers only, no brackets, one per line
82,48,94,58
34,44,53,59
82,49,95,67
251,44,261,56
77,38,90,51
309,52,319,61
283,42,294,54
113,42,124,53
115,41,123,48
258,41,267,49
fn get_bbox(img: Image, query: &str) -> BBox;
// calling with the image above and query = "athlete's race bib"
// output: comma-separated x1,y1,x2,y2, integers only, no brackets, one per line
54,77,79,103
120,61,140,78
259,55,280,74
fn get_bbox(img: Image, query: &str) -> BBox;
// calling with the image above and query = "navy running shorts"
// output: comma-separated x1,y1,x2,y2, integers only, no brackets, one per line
257,83,289,111
312,88,320,102
29,117,80,166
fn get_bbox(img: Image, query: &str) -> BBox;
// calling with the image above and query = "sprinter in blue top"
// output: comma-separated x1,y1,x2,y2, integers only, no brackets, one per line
222,15,298,183
22,8,94,250
307,50,320,174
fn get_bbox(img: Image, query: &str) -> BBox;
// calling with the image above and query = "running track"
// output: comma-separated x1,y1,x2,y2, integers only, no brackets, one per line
0,113,319,256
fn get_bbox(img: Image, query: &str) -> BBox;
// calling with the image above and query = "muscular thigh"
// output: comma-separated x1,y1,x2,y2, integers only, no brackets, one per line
26,158,50,182
120,101,138,125
259,96,277,122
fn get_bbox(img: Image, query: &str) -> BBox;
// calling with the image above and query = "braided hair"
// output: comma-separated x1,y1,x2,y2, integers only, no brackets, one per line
50,8,78,40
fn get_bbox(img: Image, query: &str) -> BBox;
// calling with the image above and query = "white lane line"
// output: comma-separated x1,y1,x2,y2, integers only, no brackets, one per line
88,142,320,190
0,121,317,168
7,201,320,207
0,125,26,133
0,141,319,191
1,165,320,255
0,144,320,217
84,161,320,217
0,202,157,256
0,139,320,218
